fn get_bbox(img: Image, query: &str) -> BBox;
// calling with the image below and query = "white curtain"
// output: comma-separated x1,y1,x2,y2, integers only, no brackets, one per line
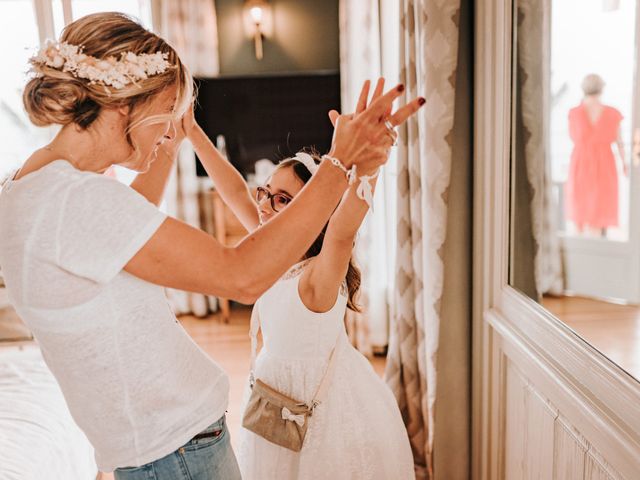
339,0,399,354
517,0,564,297
152,0,220,316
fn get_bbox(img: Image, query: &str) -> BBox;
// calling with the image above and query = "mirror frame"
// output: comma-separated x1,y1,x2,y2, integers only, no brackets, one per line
472,0,640,478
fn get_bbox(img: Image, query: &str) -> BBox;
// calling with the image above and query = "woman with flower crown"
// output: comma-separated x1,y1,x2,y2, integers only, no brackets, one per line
181,79,418,479
0,11,423,480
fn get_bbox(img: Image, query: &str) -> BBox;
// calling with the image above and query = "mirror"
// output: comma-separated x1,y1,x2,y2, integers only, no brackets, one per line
509,0,640,381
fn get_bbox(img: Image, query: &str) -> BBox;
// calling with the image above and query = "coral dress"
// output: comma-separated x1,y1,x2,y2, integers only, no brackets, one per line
237,259,415,480
565,104,623,228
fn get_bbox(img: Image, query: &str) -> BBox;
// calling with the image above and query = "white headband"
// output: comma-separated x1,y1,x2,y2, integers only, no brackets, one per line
294,152,319,175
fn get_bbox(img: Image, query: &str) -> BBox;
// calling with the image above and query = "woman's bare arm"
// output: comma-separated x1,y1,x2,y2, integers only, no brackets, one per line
124,160,349,303
616,127,627,175
124,82,417,303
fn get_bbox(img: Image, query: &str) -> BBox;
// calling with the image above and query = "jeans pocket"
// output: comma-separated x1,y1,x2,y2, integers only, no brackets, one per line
114,463,155,480
183,417,227,450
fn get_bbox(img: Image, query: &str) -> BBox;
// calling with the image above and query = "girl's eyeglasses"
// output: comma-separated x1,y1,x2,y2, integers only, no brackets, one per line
256,186,293,212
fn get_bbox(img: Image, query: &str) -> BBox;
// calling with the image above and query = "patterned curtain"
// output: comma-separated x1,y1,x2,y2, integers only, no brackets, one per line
517,0,563,297
384,1,466,478
151,0,220,316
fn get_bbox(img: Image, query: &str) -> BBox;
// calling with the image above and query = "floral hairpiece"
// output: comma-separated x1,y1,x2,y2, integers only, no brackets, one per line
30,40,172,92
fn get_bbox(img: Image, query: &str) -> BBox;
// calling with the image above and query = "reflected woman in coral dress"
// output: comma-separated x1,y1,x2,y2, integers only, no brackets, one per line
565,74,627,237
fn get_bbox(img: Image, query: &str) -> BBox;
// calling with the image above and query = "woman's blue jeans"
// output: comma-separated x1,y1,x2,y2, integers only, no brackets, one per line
113,416,241,480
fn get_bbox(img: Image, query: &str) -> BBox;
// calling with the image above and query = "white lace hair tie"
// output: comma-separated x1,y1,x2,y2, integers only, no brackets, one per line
320,154,379,210
294,152,319,175
349,165,380,211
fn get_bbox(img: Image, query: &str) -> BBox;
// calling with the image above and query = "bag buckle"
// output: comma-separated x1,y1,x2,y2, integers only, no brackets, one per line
309,400,321,414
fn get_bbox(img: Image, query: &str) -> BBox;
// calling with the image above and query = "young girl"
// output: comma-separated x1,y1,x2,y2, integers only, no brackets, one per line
185,79,418,479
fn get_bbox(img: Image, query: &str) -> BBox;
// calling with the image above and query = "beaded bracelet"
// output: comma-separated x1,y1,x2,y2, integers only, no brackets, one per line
321,154,354,182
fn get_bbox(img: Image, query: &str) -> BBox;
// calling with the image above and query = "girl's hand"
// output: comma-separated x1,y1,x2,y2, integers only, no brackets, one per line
176,101,197,141
328,78,424,173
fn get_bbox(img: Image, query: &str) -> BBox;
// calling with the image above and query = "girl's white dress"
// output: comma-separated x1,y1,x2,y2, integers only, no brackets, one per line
237,260,415,480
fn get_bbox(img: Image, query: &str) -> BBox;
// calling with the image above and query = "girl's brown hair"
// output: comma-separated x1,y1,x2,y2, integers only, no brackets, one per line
275,151,362,312
23,12,192,156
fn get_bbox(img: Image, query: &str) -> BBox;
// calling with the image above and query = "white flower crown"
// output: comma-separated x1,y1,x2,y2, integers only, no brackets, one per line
30,40,173,92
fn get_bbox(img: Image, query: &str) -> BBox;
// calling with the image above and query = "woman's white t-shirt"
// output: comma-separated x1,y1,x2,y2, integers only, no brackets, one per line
0,160,229,472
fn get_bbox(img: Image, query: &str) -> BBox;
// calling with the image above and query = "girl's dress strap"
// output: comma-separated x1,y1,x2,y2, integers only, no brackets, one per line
280,258,313,281
249,300,260,386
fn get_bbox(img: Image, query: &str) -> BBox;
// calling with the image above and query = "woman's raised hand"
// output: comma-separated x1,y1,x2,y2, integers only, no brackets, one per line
327,78,425,173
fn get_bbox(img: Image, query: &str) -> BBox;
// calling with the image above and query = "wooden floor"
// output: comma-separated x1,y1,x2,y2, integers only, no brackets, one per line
542,295,640,381
101,306,385,478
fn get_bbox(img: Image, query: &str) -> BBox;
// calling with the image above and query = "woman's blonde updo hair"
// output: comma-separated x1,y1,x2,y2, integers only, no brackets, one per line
23,12,192,134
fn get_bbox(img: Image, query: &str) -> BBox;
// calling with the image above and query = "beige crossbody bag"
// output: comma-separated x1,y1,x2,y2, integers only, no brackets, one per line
241,303,338,452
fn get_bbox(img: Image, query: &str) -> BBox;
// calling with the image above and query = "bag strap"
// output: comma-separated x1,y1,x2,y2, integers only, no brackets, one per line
309,340,338,409
248,301,340,409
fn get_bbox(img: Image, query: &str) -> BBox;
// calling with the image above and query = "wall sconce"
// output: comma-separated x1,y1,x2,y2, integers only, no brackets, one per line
243,0,273,61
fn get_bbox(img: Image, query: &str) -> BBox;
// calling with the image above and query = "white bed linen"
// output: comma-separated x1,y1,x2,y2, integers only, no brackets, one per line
0,345,97,480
